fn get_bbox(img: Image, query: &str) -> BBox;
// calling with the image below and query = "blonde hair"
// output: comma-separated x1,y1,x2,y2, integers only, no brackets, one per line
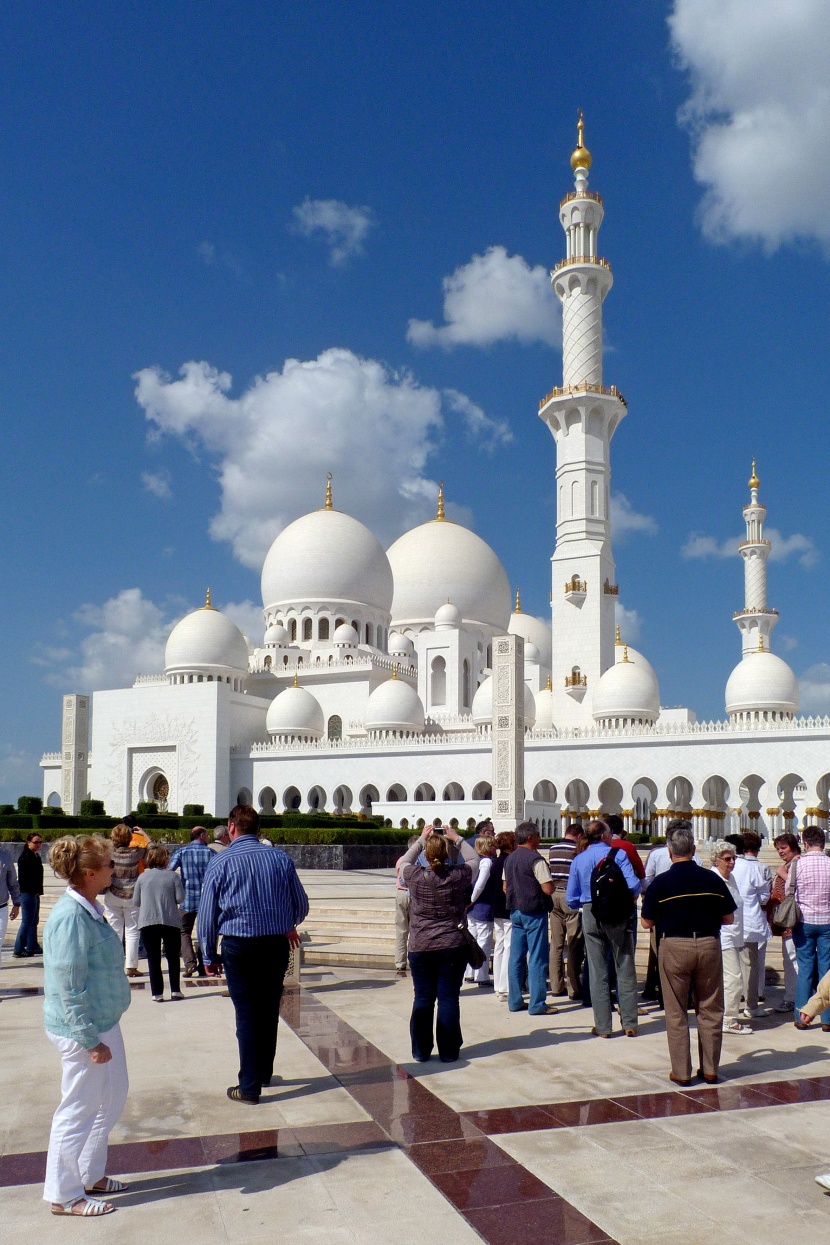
424,835,449,872
709,839,737,864
49,835,111,885
110,823,132,848
145,843,169,869
475,835,497,858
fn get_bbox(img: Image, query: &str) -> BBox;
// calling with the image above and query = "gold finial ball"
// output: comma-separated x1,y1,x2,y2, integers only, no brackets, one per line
748,458,760,490
570,109,592,171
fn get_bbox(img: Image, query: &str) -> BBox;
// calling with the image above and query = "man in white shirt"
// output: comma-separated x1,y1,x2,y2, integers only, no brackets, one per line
732,830,772,1017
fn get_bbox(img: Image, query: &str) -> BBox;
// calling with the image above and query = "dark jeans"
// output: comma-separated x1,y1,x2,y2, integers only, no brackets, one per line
180,910,204,974
508,910,550,1013
408,946,468,1061
793,922,830,1024
14,893,40,953
142,924,181,996
222,934,290,1097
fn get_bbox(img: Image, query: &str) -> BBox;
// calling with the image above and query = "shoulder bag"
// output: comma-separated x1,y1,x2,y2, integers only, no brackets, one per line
773,859,803,930
457,923,487,970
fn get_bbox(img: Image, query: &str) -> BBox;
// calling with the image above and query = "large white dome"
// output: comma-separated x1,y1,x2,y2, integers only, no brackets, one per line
165,599,250,676
387,518,511,632
261,508,393,614
471,675,537,728
534,683,554,731
364,675,425,734
592,647,660,723
725,647,799,718
266,682,325,738
508,609,552,666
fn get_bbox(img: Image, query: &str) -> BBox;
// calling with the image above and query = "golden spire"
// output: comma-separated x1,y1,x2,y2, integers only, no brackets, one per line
546,673,552,691
436,481,445,521
570,108,592,172
292,672,299,687
622,644,630,663
324,472,333,510
758,634,767,653
202,587,214,610
515,587,522,613
392,662,399,679
615,624,622,646
748,458,760,491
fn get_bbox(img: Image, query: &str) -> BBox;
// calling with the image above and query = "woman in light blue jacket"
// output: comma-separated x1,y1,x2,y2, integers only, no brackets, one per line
43,836,132,1217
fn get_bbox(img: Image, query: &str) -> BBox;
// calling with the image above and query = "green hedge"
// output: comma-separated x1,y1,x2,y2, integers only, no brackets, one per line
1,825,414,845
17,796,42,814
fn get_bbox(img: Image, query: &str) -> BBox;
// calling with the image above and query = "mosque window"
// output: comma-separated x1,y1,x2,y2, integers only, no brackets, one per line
289,619,297,642
336,617,345,629
318,618,330,641
487,644,492,667
264,655,272,669
365,623,374,646
327,715,342,741
302,618,313,641
430,655,447,706
591,480,599,516
462,659,470,707
351,619,359,634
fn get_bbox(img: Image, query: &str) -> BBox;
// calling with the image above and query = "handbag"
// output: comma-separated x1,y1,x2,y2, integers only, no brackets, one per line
458,923,487,970
774,859,803,930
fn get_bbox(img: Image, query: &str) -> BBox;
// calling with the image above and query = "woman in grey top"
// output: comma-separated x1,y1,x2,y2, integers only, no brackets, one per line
132,845,184,1002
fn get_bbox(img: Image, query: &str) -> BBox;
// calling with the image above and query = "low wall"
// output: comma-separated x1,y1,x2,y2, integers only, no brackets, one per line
279,844,402,870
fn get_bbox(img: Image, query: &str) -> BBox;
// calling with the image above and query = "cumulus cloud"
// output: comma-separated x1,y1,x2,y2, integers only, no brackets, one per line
669,0,830,249
798,663,830,714
407,246,560,349
611,493,658,542
222,599,264,646
682,526,818,567
141,469,172,499
134,349,498,569
291,198,375,265
443,388,512,451
615,602,642,644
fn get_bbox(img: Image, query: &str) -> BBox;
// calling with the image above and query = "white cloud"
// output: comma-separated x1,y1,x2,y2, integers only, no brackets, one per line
134,349,497,569
141,469,172,499
798,663,830,714
291,198,375,265
443,388,512,452
407,246,560,349
611,493,658,541
222,599,264,646
777,633,798,652
669,0,830,249
197,241,216,264
682,526,817,567
615,602,642,643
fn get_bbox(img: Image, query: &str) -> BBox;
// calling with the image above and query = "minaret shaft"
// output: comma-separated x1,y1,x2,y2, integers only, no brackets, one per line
734,461,778,655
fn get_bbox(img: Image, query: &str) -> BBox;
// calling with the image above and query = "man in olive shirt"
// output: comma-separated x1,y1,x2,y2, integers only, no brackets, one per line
641,820,736,1086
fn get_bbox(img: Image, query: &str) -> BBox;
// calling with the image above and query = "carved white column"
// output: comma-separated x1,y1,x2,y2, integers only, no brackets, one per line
61,694,90,815
491,634,525,833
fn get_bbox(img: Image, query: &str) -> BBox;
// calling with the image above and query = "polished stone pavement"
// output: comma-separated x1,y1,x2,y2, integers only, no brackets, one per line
2,874,830,1242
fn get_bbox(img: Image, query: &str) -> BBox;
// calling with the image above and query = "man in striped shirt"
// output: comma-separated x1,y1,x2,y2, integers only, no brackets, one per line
548,824,584,999
199,805,309,1104
169,826,215,977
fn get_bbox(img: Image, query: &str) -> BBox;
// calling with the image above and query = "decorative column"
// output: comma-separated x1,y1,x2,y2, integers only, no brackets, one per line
61,694,90,815
491,634,525,833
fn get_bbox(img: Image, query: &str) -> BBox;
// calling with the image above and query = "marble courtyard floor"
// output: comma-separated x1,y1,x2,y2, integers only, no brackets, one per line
3,891,830,1242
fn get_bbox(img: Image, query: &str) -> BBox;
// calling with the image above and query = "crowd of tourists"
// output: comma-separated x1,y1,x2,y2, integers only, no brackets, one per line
4,805,830,1215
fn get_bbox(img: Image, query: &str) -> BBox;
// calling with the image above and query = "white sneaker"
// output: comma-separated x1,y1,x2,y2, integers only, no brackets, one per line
152,995,164,1002
170,991,184,1001
723,1020,752,1034
815,1172,830,1191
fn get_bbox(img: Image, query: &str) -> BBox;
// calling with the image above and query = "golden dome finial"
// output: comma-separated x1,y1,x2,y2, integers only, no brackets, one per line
203,587,214,610
615,624,622,646
748,458,760,491
392,662,398,680
515,586,522,613
622,644,630,663
546,673,552,691
570,108,592,172
325,472,333,510
758,633,766,653
292,671,299,688
436,480,445,521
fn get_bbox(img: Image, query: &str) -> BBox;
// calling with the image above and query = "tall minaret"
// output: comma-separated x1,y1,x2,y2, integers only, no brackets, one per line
734,459,778,654
539,113,627,727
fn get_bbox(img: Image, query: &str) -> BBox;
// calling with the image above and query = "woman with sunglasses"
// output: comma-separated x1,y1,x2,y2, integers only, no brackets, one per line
710,840,751,1035
42,836,132,1217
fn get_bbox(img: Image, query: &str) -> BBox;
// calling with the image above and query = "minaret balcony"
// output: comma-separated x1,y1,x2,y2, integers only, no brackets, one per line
564,673,588,701
560,189,603,207
564,578,587,603
738,538,771,551
733,607,779,620
603,580,619,596
552,255,611,274
540,382,627,411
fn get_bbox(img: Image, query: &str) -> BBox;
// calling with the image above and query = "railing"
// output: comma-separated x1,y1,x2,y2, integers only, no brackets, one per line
40,752,61,763
564,674,587,688
133,674,168,686
603,582,619,596
552,255,611,274
565,579,587,594
540,382,627,410
732,607,779,619
738,539,771,550
560,190,603,206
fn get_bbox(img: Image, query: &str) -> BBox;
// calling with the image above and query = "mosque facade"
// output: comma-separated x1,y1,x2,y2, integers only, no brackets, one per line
40,121,830,840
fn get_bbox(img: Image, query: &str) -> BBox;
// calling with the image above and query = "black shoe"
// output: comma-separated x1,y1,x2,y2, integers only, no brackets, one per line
12,952,24,958
227,1086,259,1104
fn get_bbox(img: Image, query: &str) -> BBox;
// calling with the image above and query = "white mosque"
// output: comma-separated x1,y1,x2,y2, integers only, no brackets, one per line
40,118,830,841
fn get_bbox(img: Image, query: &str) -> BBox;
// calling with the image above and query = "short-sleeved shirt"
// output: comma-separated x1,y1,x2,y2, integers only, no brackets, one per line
641,860,736,937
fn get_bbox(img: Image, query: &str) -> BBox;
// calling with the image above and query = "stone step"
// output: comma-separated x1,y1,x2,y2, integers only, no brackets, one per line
304,943,396,969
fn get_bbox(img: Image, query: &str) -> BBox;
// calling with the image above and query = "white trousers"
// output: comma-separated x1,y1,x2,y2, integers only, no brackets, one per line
0,904,9,968
44,1023,129,1206
464,916,494,983
492,917,512,994
782,934,798,1003
722,943,750,1024
104,895,140,969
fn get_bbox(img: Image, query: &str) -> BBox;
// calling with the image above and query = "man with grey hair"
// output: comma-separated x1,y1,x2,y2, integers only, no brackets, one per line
641,819,736,1086
210,825,230,852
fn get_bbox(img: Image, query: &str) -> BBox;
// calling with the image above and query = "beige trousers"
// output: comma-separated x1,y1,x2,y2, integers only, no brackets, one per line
658,936,724,1081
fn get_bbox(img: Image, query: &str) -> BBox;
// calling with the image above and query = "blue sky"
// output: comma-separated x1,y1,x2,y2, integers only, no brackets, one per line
3,1,830,801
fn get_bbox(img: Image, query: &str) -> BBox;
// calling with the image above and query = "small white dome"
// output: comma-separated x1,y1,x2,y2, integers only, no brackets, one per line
333,622,359,646
165,599,250,675
434,600,462,630
264,622,290,646
508,611,552,666
261,508,393,615
388,518,510,631
534,684,554,731
388,631,415,657
725,647,799,718
364,675,425,734
471,675,537,728
266,683,325,738
524,641,541,665
592,648,660,723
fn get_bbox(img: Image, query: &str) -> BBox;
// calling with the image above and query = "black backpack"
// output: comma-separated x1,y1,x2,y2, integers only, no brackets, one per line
590,848,635,925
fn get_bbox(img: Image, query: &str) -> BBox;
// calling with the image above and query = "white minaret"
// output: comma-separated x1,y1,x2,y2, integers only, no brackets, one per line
734,459,779,655
539,113,626,727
